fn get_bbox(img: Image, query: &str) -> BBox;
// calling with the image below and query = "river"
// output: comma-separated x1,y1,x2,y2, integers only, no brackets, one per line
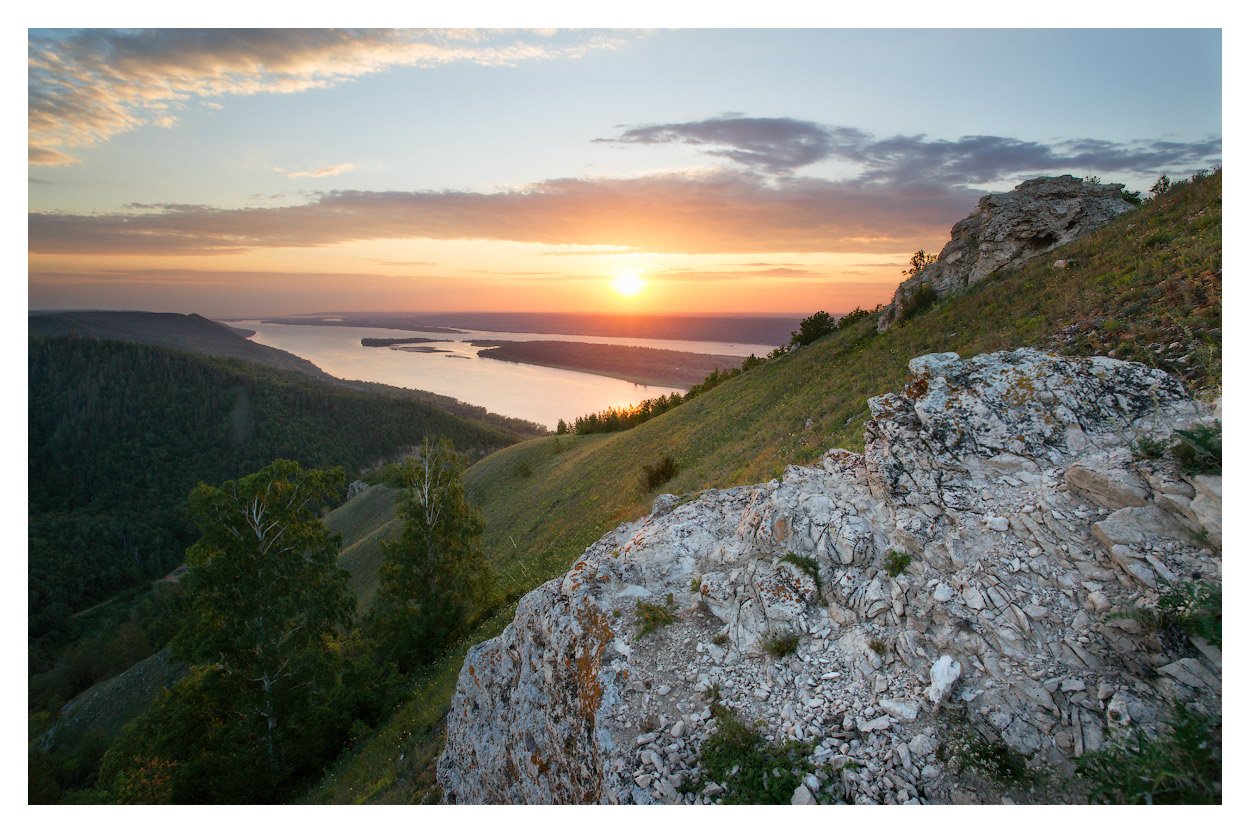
237,320,775,430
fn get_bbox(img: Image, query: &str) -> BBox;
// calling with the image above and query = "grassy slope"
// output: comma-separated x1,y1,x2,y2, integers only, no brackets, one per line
307,171,1221,802
324,485,402,608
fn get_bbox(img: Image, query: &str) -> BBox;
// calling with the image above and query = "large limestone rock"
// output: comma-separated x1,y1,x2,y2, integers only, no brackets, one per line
438,349,1219,805
878,176,1135,331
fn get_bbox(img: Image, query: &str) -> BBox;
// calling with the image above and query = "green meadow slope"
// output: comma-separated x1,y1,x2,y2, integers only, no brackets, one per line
324,485,402,608
308,171,1220,802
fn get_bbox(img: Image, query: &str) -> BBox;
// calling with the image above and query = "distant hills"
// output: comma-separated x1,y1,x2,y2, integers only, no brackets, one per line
254,311,803,346
27,309,547,439
28,311,332,378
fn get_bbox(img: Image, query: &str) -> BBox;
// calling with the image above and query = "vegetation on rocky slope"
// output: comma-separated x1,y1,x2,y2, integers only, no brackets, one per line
306,171,1220,803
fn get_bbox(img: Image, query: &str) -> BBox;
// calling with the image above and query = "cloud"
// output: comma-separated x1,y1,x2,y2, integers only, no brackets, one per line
29,146,79,166
648,267,824,282
598,116,1222,182
275,163,357,179
28,170,973,257
29,28,636,164
363,258,438,266
600,116,863,174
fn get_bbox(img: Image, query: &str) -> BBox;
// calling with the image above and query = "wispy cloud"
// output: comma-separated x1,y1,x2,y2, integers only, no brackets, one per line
275,163,356,179
29,28,637,165
598,116,1222,182
646,266,826,282
28,170,973,256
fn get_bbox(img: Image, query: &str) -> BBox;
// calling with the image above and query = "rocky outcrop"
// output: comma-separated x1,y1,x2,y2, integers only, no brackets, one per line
438,349,1220,804
878,176,1135,331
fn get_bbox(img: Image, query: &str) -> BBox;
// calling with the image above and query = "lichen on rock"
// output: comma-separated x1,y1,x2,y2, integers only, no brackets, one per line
438,349,1220,805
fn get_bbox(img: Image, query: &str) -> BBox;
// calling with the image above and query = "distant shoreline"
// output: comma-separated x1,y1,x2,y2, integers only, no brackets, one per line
232,312,797,346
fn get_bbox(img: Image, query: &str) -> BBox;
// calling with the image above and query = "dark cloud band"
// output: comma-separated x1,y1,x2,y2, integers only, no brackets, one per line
598,116,1221,182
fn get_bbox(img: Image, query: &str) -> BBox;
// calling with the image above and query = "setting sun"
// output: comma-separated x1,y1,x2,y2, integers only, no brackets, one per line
613,272,646,297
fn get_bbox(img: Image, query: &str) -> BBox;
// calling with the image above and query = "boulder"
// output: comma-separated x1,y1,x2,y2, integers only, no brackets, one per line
438,350,1219,805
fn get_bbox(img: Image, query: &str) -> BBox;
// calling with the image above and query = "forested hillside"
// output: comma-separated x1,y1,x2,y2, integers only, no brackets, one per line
28,335,522,669
28,311,331,378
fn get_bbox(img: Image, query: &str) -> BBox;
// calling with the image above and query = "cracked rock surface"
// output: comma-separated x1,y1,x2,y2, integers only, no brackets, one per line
878,175,1135,331
438,349,1220,804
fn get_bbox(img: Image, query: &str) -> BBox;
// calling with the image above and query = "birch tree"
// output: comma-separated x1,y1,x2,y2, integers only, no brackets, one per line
171,459,354,788
368,439,490,672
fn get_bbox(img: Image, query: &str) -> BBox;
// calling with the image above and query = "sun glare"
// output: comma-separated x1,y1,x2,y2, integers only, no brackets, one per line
613,272,646,297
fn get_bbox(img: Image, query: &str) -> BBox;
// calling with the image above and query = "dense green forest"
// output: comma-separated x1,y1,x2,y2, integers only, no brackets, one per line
28,335,523,671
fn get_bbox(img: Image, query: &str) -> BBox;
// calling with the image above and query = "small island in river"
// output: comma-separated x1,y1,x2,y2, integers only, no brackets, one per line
472,340,743,388
361,336,452,347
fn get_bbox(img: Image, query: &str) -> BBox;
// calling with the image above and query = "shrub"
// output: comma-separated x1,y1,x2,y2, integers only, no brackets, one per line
1074,701,1220,804
711,632,729,646
1171,422,1220,475
641,454,677,491
1149,174,1172,198
634,595,676,638
780,553,820,588
867,638,887,654
1108,580,1221,650
1131,435,1168,461
835,305,881,329
512,460,532,478
760,629,799,658
897,283,939,322
694,704,813,804
883,551,911,577
789,311,836,347
903,250,939,277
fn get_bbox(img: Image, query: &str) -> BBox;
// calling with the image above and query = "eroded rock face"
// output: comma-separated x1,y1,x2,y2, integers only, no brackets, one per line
438,349,1220,805
878,176,1134,331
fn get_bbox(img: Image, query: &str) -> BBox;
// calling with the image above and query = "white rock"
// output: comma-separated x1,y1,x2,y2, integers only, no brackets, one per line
926,656,962,704
791,784,817,805
879,699,920,721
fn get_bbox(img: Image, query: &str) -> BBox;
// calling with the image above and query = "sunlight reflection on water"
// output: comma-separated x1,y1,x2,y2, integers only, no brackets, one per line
238,321,774,430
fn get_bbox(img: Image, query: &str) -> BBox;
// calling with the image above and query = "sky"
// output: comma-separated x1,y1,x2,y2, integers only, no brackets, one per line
26,27,1223,317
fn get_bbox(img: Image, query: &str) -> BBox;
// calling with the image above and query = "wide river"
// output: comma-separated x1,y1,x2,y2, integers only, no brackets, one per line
238,321,775,430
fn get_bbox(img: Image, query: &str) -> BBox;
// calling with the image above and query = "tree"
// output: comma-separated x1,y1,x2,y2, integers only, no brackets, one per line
556,418,568,435
904,250,938,276
367,439,491,672
170,460,354,793
789,311,836,347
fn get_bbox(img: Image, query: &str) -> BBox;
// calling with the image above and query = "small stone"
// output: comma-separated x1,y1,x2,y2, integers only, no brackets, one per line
880,699,920,721
670,721,686,738
635,774,652,789
986,515,1010,532
791,784,817,805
